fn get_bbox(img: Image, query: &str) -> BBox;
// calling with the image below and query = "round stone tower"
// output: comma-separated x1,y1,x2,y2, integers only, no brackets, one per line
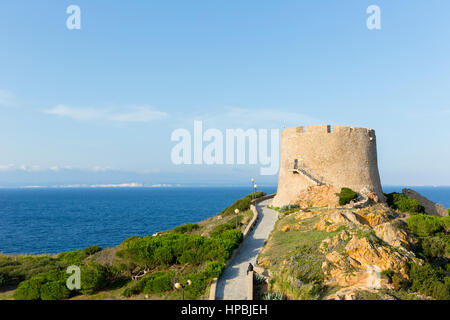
272,125,384,207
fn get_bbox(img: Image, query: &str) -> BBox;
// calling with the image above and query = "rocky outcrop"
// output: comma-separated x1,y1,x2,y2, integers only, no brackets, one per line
320,231,420,289
294,185,340,208
373,222,413,249
314,205,422,291
402,188,448,217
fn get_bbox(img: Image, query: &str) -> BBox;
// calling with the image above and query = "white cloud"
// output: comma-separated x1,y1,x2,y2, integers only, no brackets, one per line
0,164,116,173
89,182,143,188
90,166,114,172
108,106,167,122
43,104,105,121
0,90,16,108
18,165,43,172
0,164,15,171
42,105,167,123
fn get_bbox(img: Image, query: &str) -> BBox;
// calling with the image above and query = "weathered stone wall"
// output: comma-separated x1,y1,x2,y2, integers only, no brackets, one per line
272,125,384,207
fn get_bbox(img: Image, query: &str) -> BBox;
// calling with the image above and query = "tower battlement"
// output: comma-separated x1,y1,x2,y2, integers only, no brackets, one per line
272,124,383,207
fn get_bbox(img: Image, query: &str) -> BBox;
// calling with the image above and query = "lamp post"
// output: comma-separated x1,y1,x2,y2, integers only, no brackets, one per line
175,280,192,300
234,208,240,229
251,178,255,199
254,184,258,199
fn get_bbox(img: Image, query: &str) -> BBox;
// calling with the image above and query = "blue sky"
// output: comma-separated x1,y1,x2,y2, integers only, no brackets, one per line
0,1,449,187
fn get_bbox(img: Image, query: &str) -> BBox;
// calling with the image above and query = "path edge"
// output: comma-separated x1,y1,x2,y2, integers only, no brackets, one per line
209,193,275,300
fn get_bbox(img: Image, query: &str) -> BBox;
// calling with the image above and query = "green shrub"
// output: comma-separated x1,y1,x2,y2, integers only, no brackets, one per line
441,216,450,233
209,217,242,237
13,270,70,300
117,229,242,269
84,245,102,256
409,263,450,300
173,223,199,234
14,276,45,300
385,192,425,214
57,249,88,266
80,262,108,295
0,255,62,287
0,273,4,287
220,191,266,216
122,286,139,298
407,214,445,237
140,271,174,294
179,272,208,300
336,188,358,206
40,279,71,300
422,236,447,259
203,261,225,278
263,291,285,300
280,204,300,213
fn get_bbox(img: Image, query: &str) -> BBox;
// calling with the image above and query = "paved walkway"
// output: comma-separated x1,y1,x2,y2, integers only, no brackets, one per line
216,199,278,300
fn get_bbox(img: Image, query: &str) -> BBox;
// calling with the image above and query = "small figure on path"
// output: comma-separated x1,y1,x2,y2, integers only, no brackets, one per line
247,263,254,275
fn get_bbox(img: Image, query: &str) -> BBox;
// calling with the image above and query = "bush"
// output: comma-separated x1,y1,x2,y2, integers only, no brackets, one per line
441,216,450,233
336,188,358,206
280,204,300,213
179,272,208,300
141,271,174,294
409,263,450,300
13,270,70,300
385,192,425,214
0,273,4,287
220,191,266,216
84,245,102,256
57,249,88,266
80,262,108,295
40,279,71,300
381,269,394,281
422,237,447,259
117,229,242,269
173,223,199,234
14,276,45,300
209,217,242,237
407,214,445,237
0,255,61,287
203,261,225,278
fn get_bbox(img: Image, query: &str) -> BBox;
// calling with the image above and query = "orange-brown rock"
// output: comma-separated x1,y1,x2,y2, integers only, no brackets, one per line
355,207,390,227
294,185,340,208
373,222,411,248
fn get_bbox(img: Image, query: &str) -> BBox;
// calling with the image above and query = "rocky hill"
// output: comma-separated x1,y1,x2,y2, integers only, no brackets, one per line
256,187,449,300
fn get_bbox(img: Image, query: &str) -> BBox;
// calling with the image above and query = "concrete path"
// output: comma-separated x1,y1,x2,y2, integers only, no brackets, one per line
216,199,278,300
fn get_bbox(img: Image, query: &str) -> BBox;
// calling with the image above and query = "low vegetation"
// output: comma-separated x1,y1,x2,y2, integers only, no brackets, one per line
257,209,341,300
336,188,357,206
220,191,265,216
257,191,449,301
2,191,265,300
384,192,425,214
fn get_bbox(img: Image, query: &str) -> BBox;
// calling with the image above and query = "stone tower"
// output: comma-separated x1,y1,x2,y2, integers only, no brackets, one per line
272,125,384,207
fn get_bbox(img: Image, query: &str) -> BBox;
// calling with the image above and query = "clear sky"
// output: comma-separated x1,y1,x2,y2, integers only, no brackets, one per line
0,1,449,187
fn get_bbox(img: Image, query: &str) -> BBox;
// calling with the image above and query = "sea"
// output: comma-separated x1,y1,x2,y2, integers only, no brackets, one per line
0,186,448,255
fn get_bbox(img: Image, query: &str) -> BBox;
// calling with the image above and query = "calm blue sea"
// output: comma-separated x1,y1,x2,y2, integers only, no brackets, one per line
0,186,277,255
0,186,448,255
